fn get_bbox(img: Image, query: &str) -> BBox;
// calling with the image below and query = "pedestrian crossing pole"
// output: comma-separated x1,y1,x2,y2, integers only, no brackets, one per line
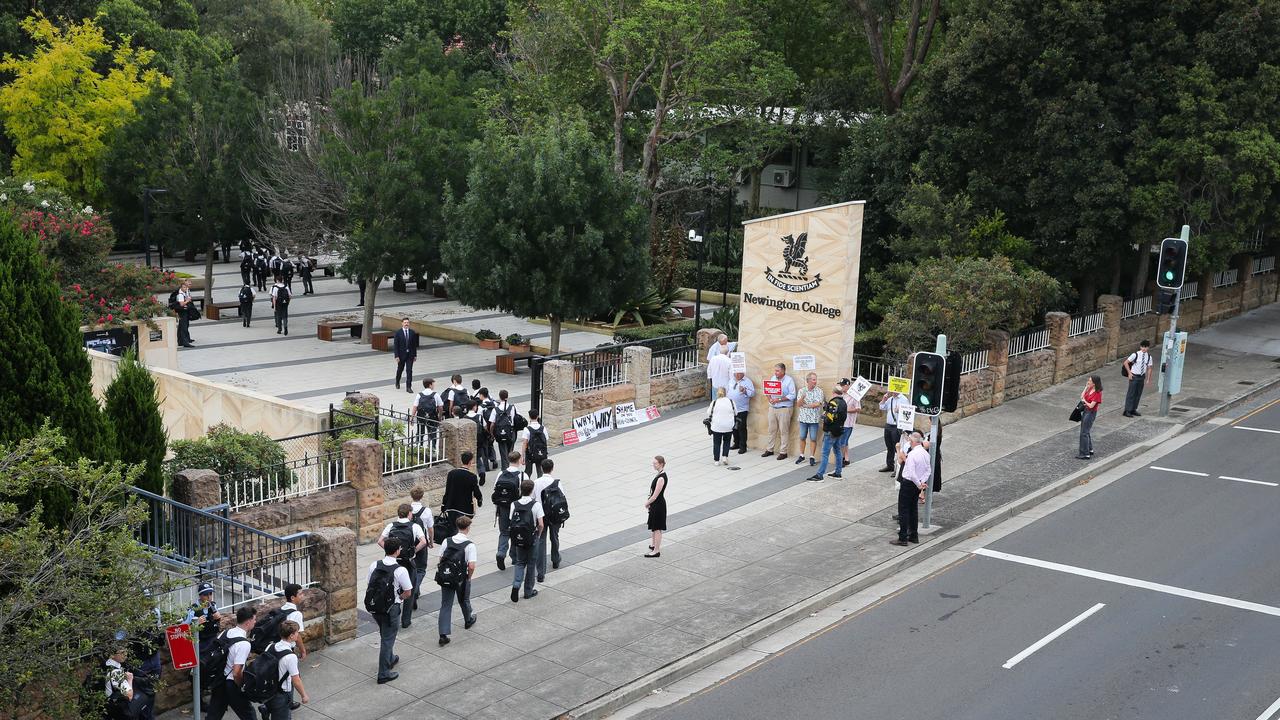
1158,225,1191,418
923,334,945,528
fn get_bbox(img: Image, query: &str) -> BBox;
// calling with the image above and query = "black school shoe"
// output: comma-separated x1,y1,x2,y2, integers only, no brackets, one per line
524,589,539,599
465,616,477,630
439,635,450,646
511,587,519,603
496,556,505,570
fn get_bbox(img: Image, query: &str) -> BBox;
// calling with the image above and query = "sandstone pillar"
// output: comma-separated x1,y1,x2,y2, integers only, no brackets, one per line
1047,311,1071,384
172,468,222,509
309,526,357,643
344,438,385,543
541,359,575,447
986,329,1010,408
1097,294,1122,360
625,346,652,408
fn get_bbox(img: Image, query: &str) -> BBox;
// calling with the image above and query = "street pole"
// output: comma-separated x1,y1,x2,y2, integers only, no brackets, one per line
142,190,153,267
723,186,732,308
923,333,945,528
192,663,201,720
1159,224,1191,418
694,211,707,334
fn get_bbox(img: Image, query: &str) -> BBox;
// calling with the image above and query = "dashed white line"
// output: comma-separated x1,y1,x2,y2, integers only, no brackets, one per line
1219,475,1279,487
1149,466,1209,477
1235,426,1280,435
1255,695,1280,720
972,548,1280,618
1002,603,1106,670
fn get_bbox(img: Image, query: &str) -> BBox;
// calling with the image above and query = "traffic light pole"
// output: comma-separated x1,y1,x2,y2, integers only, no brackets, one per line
1159,225,1191,418
923,334,945,528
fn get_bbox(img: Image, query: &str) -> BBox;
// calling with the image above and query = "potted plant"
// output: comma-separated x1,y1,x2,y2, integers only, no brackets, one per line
505,333,531,352
475,329,501,349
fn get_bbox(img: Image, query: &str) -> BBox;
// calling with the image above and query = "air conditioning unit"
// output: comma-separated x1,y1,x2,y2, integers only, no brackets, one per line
736,168,752,185
771,169,795,187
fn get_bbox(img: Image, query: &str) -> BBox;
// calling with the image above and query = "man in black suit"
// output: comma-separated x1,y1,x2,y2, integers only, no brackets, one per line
393,318,419,392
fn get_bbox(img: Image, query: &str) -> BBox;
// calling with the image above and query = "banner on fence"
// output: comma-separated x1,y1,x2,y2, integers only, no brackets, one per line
615,402,648,429
848,376,873,402
729,352,747,374
887,376,911,395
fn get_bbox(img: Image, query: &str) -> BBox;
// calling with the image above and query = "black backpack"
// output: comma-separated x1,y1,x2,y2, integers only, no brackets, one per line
249,607,287,654
388,521,417,565
238,286,253,304
492,405,515,442
276,286,291,306
541,479,570,525
491,470,522,505
434,538,472,589
822,396,847,435
167,290,180,312
509,501,536,548
512,411,528,433
526,425,548,464
364,563,397,615
199,631,248,687
416,391,439,420
240,644,293,702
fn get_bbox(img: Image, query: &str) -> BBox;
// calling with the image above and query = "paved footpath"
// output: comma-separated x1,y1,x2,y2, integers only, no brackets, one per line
159,303,1280,720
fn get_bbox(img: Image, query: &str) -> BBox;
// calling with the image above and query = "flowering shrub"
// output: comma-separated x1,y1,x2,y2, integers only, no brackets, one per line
19,209,115,283
63,263,175,328
0,175,81,215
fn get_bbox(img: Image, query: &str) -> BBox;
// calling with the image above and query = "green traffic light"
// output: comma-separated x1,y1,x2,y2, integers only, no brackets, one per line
920,395,930,405
1164,270,1174,280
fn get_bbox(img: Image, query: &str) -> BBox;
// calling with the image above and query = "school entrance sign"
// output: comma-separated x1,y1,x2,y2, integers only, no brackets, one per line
738,201,865,449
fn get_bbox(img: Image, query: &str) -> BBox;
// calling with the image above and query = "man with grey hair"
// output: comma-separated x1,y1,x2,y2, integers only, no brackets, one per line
890,430,930,546
706,333,736,361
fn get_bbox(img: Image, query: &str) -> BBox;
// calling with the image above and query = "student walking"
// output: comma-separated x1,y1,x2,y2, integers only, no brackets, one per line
441,451,483,522
259,620,309,719
795,372,825,466
534,458,568,580
254,252,269,292
763,363,797,460
489,390,518,461
239,252,253,287
706,388,736,465
1122,340,1152,417
297,255,314,294
436,515,478,646
1077,375,1103,459
237,283,255,328
411,378,441,444
443,374,468,418
378,504,429,628
270,280,291,335
491,451,525,570
879,391,908,472
365,539,413,684
519,409,549,477
103,645,139,720
393,318,419,392
408,487,434,610
810,380,848,481
175,280,195,347
207,606,256,720
729,372,754,452
890,431,930,546
645,456,668,558
508,478,544,602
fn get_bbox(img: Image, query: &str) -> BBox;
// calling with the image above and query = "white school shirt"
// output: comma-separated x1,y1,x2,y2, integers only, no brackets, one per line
273,639,300,692
408,501,434,539
380,518,426,547
518,421,545,450
280,601,304,648
1127,350,1152,376
224,626,251,680
509,495,544,522
532,473,557,503
438,532,478,564
367,557,413,605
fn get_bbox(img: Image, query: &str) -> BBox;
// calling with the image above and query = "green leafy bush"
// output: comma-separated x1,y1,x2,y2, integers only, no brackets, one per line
679,260,741,294
614,320,695,343
709,304,740,337
167,424,287,480
104,351,167,496
475,328,500,340
505,333,529,346
323,399,402,453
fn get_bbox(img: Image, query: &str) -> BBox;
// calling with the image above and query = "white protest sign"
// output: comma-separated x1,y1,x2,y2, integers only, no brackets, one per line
614,402,646,429
591,406,615,434
847,376,873,402
572,413,598,440
793,354,816,372
895,405,916,432
729,351,747,374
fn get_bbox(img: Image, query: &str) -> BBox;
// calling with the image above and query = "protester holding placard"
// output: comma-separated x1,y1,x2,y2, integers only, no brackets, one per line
728,372,754,453
878,391,908,472
839,379,862,467
762,363,797,461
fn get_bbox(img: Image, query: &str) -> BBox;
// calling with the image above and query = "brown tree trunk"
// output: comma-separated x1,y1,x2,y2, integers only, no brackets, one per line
549,314,562,354
1108,254,1122,295
203,240,216,305
1078,276,1097,312
612,108,626,175
361,276,380,345
1130,243,1152,297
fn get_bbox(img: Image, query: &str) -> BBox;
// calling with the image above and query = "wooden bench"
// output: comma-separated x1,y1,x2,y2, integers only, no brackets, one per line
317,320,363,341
205,301,242,321
370,330,393,351
672,300,696,318
496,351,538,375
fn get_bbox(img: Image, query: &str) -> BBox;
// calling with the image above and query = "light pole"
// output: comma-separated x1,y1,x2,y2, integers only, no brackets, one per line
686,210,708,333
142,188,168,268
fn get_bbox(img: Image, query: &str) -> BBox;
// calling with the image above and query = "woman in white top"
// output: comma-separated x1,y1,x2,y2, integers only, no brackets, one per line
707,388,737,466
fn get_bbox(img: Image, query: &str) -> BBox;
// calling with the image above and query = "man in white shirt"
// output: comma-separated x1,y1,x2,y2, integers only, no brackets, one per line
379,504,428,629
509,478,545,602
176,280,194,347
1122,339,1153,417
878,391,908,472
408,486,435,609
519,409,549,477
706,333,736,361
261,620,309,719
706,351,733,395
104,646,134,705
532,458,562,581
208,606,256,720
368,540,413,684
891,431,931,546
436,515,479,646
728,372,755,452
279,583,306,660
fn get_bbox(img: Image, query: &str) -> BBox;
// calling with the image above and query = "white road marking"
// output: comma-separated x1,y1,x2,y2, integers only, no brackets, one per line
973,548,1280,618
1255,695,1280,720
1235,426,1280,435
1149,466,1209,477
1219,475,1279,487
1002,602,1106,670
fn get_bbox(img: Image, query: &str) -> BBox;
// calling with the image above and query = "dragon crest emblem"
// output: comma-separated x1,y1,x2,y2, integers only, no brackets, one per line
764,232,821,292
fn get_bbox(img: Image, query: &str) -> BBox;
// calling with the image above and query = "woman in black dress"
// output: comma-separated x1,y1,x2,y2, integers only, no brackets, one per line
645,456,668,558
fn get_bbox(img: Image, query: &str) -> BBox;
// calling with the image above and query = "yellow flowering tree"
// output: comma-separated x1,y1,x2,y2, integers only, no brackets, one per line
0,14,169,205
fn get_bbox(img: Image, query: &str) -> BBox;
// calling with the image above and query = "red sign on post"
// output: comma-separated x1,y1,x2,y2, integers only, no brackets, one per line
166,624,197,671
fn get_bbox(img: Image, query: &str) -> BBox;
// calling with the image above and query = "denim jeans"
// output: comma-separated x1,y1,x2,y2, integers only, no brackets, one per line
511,544,536,596
495,504,511,560
814,433,843,476
1078,409,1096,456
438,579,473,637
373,610,399,680
536,523,561,578
839,426,853,451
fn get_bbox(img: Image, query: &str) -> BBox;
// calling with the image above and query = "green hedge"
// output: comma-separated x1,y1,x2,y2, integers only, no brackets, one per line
614,320,696,343
679,260,741,294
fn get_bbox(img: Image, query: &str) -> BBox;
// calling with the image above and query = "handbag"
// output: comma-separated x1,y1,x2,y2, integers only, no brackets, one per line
703,399,716,436
187,304,202,320
1069,401,1084,423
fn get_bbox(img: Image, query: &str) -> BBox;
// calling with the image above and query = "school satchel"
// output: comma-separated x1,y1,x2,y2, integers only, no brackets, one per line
1069,401,1084,423
435,539,472,589
187,303,202,320
541,479,570,525
508,502,537,548
433,508,456,540
363,563,397,615
240,645,293,703
248,607,287,654
199,631,248,688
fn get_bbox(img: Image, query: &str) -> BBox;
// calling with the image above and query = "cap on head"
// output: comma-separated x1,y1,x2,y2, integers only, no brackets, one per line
198,582,215,596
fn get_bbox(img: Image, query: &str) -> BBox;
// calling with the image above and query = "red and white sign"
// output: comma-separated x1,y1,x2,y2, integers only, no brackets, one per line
166,624,197,671
562,429,581,446
763,380,782,396
644,405,661,421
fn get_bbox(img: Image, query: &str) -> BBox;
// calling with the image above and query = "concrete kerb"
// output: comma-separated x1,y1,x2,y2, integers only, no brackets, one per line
561,374,1280,720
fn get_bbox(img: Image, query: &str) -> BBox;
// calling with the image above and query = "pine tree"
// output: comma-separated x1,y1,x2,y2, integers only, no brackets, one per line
104,350,167,496
0,211,114,517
